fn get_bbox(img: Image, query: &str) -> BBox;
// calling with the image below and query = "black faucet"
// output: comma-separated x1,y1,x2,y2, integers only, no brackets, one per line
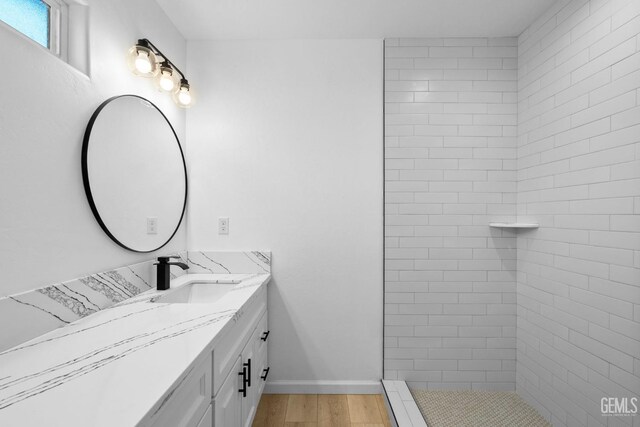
155,256,189,290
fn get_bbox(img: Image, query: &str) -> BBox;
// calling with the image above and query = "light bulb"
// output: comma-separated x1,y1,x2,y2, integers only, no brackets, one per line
177,88,191,106
135,51,153,74
173,80,193,108
158,68,175,92
127,43,157,77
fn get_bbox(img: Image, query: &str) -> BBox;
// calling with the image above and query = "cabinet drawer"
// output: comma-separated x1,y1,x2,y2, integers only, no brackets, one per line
256,337,269,396
253,310,269,358
251,311,268,392
148,353,212,427
213,287,266,395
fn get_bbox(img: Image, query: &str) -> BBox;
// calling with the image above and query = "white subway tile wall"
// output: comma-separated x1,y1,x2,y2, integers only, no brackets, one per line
384,37,519,390
517,0,640,426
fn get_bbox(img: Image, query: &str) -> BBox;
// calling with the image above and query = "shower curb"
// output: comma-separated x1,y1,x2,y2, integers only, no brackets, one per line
382,380,428,427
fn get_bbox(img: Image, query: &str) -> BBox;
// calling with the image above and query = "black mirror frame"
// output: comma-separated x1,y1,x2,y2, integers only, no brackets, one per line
81,94,188,253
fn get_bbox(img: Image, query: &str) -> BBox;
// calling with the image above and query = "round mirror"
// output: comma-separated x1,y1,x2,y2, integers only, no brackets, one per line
82,95,187,253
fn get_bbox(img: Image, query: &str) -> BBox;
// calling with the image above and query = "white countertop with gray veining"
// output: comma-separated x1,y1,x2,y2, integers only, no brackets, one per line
0,273,270,427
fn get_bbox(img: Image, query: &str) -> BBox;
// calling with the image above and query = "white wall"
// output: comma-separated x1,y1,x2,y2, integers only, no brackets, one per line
186,39,384,392
0,0,187,297
517,0,640,425
384,37,519,390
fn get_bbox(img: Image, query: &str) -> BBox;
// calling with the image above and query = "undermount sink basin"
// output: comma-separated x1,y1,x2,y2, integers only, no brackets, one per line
153,280,240,304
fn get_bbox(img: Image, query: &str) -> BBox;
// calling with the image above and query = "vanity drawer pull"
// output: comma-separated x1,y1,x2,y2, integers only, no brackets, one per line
244,359,252,388
238,368,247,397
261,367,270,381
261,331,270,341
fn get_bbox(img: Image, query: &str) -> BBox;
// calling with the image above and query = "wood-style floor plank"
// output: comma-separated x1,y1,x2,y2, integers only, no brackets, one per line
285,394,318,423
254,394,391,427
318,395,350,427
254,394,288,427
375,394,392,427
347,395,383,424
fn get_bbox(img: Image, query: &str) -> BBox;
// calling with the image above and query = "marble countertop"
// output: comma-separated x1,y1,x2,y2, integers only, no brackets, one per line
0,273,270,427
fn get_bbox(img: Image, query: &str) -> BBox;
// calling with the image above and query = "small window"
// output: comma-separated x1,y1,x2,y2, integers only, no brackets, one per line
0,0,66,56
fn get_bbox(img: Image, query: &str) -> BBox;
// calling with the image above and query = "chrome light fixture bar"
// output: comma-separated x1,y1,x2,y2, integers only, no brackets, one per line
127,39,194,108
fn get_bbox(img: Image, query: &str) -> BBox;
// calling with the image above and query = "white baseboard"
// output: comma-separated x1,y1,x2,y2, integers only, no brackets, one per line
264,380,382,394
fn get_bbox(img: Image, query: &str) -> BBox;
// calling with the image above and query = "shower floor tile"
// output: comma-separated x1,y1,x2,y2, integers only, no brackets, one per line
411,389,551,427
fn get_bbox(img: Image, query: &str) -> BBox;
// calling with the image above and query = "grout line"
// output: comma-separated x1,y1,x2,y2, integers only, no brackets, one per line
382,38,387,380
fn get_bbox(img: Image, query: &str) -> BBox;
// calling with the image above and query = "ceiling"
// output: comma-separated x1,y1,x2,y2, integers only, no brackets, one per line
155,0,557,40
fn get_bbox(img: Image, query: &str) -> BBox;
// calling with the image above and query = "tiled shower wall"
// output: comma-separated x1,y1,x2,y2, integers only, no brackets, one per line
517,0,640,425
384,37,519,390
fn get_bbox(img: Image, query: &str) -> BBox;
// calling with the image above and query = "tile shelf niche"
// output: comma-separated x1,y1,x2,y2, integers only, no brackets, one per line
489,222,539,229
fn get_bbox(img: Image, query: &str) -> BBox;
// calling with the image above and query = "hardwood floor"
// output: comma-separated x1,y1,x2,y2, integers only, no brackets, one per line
253,394,392,427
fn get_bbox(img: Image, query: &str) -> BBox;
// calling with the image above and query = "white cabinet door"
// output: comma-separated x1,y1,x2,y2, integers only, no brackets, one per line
214,356,242,427
148,354,212,427
196,405,212,427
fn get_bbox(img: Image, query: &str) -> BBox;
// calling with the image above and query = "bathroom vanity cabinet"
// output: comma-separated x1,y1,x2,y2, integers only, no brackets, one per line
147,285,269,427
214,290,268,427
0,273,271,427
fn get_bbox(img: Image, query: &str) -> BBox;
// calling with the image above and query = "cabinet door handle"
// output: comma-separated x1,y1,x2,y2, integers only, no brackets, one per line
244,359,252,388
238,367,247,397
261,331,270,341
261,367,270,381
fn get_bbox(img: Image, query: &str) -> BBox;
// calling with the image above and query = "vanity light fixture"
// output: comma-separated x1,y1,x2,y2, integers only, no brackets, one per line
127,39,194,108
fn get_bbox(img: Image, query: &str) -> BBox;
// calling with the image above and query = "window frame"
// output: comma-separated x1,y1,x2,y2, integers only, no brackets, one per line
44,0,68,59
0,0,68,58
